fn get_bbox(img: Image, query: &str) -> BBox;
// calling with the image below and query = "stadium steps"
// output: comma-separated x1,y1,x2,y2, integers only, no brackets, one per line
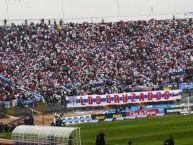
5,107,15,116
46,103,66,113
27,107,42,115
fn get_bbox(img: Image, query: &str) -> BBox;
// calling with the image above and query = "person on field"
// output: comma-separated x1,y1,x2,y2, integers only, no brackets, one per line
164,139,170,145
96,134,101,145
99,129,105,145
169,136,174,145
128,140,132,145
164,136,175,145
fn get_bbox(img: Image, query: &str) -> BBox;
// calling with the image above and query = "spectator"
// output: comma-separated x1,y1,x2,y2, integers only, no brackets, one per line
0,18,192,104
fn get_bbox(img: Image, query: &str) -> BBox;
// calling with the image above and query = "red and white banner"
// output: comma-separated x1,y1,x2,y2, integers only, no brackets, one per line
125,109,160,117
67,90,182,108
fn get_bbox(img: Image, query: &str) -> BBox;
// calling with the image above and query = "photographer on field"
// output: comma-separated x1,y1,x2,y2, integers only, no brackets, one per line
164,136,174,145
96,129,105,145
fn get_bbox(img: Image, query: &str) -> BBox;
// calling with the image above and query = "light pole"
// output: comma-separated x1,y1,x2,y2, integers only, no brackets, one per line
41,97,45,126
173,0,176,16
186,83,191,115
6,0,9,21
61,0,64,20
116,0,120,18
188,91,191,114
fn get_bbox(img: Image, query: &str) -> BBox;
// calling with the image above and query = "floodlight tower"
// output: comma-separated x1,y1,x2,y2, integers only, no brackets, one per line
188,91,191,114
116,0,120,18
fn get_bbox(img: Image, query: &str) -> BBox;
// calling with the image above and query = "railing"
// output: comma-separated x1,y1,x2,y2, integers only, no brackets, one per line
0,12,193,26
0,88,193,119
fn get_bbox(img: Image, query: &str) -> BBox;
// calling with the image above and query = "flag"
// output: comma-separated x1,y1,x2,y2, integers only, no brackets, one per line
62,65,69,72
0,74,12,84
30,92,45,103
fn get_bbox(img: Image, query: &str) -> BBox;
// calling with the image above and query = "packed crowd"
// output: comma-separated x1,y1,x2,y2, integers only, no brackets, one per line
0,18,193,103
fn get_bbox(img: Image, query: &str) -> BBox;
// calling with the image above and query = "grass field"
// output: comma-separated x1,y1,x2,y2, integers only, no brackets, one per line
1,115,193,145
74,115,193,145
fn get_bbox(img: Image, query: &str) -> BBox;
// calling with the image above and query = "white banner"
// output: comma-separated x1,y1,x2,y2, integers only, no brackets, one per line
67,90,182,108
60,115,92,124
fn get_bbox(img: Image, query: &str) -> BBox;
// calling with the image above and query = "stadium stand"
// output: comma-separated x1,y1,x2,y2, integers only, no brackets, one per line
0,18,193,106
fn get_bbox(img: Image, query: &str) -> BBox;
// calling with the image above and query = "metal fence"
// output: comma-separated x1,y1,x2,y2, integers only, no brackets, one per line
0,102,6,118
1,89,193,118
0,102,66,117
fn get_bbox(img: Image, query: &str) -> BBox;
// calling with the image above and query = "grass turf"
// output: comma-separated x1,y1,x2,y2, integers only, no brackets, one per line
74,114,193,145
1,115,193,145
0,132,12,139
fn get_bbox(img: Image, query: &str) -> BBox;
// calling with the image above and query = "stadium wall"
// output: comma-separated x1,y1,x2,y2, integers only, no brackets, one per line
0,0,193,25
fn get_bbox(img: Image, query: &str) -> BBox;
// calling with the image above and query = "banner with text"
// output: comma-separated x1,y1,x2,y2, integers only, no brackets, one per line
91,109,161,120
179,82,193,90
60,115,92,124
67,90,182,108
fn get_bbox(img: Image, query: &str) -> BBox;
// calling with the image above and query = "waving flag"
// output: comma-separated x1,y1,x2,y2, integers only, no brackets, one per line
30,92,45,103
0,74,12,84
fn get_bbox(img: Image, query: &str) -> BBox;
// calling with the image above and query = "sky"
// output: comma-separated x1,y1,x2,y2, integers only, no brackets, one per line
0,0,193,23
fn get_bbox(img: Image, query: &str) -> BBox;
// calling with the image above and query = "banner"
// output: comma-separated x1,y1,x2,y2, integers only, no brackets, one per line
91,109,160,120
22,99,34,105
179,83,193,90
165,108,181,115
124,109,160,117
91,113,124,120
30,92,45,103
67,90,182,108
60,115,92,124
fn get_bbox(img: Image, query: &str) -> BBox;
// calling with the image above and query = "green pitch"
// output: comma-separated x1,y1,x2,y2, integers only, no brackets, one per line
74,115,193,145
1,115,193,145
